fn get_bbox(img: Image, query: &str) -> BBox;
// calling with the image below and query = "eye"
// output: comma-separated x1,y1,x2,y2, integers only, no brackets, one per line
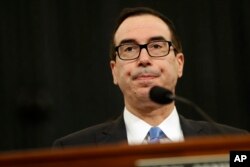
124,46,134,52
122,45,138,52
152,44,162,49
149,42,164,49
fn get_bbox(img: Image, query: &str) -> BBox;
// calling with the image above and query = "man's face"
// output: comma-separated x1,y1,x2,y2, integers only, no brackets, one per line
110,14,184,104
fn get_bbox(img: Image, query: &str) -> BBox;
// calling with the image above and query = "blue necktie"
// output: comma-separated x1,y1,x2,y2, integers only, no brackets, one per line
148,127,165,143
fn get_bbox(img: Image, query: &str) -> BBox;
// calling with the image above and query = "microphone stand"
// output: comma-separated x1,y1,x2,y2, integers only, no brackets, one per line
170,94,226,134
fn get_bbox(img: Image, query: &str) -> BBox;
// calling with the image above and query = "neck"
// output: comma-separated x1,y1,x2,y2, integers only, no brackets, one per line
125,100,175,126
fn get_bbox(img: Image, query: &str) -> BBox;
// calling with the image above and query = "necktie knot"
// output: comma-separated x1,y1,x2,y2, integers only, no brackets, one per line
148,127,165,143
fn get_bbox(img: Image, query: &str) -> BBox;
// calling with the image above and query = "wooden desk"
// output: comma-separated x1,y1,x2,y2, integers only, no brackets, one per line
0,135,249,167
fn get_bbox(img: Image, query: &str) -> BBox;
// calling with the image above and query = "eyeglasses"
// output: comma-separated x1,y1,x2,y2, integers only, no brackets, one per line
115,41,173,60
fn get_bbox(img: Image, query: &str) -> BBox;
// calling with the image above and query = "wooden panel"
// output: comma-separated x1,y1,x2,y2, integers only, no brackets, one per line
0,135,249,167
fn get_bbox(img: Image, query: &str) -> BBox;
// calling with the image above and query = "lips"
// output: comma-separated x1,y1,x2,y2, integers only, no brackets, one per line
134,74,158,80
131,68,161,81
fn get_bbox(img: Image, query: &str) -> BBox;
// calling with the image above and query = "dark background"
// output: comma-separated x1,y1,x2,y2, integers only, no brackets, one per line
1,0,249,151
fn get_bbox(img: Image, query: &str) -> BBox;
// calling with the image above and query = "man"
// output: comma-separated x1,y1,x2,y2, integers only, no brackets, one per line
53,7,247,148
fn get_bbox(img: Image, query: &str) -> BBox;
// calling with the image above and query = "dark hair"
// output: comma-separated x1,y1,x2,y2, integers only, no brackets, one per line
109,7,183,61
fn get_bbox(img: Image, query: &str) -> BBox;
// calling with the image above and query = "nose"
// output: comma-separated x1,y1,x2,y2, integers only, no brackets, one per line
137,48,152,67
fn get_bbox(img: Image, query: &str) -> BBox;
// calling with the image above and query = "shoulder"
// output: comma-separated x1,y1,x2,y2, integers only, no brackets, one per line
179,115,248,137
53,117,123,148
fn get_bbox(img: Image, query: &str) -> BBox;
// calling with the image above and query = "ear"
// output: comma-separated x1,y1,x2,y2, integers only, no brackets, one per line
110,60,118,85
176,53,184,78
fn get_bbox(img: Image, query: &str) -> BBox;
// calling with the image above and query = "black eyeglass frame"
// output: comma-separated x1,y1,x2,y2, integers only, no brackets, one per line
115,40,174,60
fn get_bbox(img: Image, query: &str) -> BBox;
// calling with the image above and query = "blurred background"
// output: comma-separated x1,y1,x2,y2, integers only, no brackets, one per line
0,0,249,151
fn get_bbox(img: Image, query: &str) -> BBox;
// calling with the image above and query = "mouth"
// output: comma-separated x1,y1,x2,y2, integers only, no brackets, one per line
131,68,161,84
135,74,158,80
132,73,160,88
132,73,159,81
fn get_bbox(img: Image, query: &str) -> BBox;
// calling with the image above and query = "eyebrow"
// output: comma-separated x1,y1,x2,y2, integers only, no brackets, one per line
119,39,137,45
118,36,168,46
149,36,167,41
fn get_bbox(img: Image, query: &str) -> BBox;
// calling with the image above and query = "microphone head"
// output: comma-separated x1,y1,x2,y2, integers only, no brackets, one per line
149,86,174,104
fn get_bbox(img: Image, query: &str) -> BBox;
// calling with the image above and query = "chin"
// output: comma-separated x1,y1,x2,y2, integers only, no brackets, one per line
135,87,151,97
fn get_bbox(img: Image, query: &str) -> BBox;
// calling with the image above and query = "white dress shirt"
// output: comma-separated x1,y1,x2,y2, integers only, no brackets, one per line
123,107,184,145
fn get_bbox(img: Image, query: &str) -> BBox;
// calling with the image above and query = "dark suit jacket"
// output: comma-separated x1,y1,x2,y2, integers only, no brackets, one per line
53,114,248,148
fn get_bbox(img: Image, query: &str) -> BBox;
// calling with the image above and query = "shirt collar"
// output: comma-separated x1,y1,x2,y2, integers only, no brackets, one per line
123,107,151,145
123,107,184,145
158,107,184,142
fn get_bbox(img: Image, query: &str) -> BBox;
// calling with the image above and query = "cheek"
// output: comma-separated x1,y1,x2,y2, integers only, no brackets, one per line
159,59,179,80
126,71,132,77
116,64,132,82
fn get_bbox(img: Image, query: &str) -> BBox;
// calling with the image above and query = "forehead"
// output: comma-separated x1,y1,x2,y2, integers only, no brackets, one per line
114,14,171,45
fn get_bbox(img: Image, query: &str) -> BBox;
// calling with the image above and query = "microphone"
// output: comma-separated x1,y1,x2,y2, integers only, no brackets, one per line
149,86,224,133
149,86,174,105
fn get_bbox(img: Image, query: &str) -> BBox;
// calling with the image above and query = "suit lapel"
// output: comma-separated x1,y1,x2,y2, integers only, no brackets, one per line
95,115,128,145
94,113,210,145
179,115,204,137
